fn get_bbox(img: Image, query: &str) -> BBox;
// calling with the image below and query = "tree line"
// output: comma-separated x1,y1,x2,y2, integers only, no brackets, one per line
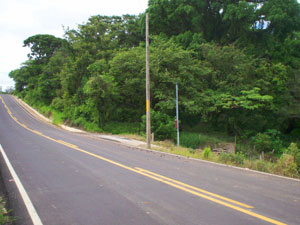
9,0,300,156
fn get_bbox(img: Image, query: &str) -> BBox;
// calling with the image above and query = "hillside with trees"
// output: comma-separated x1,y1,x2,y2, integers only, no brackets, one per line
9,0,300,175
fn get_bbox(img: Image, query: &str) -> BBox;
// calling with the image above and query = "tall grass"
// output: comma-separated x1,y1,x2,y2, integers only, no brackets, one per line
153,140,299,179
180,131,227,149
202,147,211,159
0,196,14,224
38,105,64,125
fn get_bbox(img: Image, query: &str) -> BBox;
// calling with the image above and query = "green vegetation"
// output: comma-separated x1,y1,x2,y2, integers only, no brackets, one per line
102,122,140,135
180,131,230,149
0,196,14,224
152,141,300,178
202,147,211,159
8,1,300,178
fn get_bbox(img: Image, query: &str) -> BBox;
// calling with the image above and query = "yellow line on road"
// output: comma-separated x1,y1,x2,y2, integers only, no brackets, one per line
57,140,78,149
31,130,42,135
134,169,286,225
0,96,287,225
135,167,253,208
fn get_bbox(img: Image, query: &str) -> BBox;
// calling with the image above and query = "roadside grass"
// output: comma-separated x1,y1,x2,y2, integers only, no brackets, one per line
151,139,300,179
180,131,233,149
0,196,14,224
83,122,103,133
153,142,203,159
38,105,64,125
121,134,146,142
102,122,141,135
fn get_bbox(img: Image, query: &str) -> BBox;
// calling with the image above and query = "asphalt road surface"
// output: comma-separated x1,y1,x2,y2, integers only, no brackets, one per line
0,94,299,225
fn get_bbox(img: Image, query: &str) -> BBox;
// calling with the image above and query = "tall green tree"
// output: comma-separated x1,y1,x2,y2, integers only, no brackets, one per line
23,34,66,64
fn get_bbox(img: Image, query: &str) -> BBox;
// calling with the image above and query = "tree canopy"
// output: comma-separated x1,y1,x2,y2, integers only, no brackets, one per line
9,0,300,151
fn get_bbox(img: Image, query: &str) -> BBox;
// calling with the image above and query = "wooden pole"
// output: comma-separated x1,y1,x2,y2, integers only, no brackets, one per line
146,13,151,149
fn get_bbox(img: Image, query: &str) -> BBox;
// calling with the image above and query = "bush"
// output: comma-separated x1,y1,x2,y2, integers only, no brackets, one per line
219,152,245,166
251,129,283,154
72,117,88,128
141,110,176,140
180,132,224,149
254,160,271,172
102,122,140,134
275,154,299,178
23,89,40,106
285,143,300,173
180,132,201,149
51,97,66,111
233,152,246,165
51,110,65,125
219,151,231,163
84,122,102,132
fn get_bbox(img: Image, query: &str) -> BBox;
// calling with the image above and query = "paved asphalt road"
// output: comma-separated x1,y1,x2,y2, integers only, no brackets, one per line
0,94,299,225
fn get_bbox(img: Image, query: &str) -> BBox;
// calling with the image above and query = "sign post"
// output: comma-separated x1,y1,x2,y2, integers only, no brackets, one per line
176,82,179,146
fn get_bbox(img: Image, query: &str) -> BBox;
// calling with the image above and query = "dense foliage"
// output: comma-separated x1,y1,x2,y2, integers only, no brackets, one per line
9,1,300,159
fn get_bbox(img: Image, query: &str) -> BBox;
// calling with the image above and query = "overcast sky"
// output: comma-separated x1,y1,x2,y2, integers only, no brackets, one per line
0,0,148,90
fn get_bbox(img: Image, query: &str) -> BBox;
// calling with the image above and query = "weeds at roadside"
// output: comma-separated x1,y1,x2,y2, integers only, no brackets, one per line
0,197,14,225
151,140,300,179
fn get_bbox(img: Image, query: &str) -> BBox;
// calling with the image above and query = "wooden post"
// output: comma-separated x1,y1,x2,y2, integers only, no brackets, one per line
146,13,151,149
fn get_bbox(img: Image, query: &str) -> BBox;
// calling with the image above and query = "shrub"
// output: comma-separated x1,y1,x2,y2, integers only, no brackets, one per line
84,122,102,132
254,160,270,172
0,197,14,224
251,129,283,154
180,132,201,149
102,122,140,134
219,151,231,163
285,143,300,173
232,152,245,165
51,97,66,111
51,110,65,125
219,152,245,166
141,110,176,140
24,89,40,106
275,154,299,178
180,132,224,149
72,117,88,128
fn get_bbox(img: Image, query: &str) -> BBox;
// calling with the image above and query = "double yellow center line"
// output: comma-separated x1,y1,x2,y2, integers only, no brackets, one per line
0,96,287,225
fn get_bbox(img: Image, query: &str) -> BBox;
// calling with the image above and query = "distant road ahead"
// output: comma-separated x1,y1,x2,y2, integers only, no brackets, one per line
0,94,299,225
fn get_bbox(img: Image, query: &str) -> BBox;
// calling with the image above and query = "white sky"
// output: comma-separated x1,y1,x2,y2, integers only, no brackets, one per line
0,0,148,90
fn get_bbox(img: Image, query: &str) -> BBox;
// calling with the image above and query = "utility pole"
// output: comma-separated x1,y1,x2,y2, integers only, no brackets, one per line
176,82,179,146
146,13,151,148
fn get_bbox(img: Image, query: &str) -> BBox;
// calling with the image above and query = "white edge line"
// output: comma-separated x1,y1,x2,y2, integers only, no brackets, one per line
0,144,43,225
